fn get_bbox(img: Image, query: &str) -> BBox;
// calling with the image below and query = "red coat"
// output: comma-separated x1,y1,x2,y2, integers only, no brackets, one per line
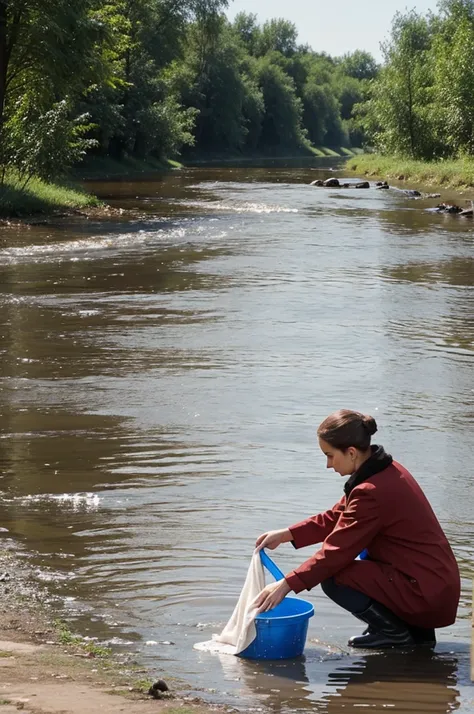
285,461,460,628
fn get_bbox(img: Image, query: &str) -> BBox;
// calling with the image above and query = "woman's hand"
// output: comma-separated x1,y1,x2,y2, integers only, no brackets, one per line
255,528,292,551
254,579,292,614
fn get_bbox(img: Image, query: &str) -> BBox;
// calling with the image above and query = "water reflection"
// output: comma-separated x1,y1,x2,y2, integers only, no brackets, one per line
208,647,461,713
385,257,474,287
322,650,460,713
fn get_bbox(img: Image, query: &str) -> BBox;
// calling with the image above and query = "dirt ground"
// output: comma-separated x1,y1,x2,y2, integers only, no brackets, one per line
0,548,229,714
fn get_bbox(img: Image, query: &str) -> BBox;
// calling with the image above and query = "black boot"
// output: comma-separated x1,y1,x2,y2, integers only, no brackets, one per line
409,626,436,647
348,601,415,648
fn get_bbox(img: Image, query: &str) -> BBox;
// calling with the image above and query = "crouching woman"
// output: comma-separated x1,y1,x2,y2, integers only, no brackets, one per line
255,410,460,648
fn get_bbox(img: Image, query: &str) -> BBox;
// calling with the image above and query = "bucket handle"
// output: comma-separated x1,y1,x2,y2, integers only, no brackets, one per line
259,549,285,581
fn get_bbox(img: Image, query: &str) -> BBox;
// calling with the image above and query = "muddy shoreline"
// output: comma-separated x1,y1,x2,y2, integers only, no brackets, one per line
0,540,230,714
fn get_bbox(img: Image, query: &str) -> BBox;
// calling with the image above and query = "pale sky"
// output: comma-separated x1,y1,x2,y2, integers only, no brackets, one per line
226,0,439,61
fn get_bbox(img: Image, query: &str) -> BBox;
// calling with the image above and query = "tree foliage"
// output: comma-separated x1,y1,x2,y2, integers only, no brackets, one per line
359,2,474,159
0,0,376,184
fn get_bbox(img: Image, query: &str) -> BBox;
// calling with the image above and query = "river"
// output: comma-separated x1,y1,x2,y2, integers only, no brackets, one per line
0,163,473,712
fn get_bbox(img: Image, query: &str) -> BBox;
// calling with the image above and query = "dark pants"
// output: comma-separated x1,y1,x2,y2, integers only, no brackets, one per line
321,576,372,614
321,577,435,643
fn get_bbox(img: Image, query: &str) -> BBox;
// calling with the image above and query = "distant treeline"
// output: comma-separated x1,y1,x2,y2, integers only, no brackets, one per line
1,0,471,188
0,0,376,185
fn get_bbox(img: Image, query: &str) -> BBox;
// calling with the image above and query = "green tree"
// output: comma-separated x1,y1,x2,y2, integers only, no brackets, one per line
302,81,345,145
361,11,435,157
256,18,298,57
83,0,217,159
339,50,378,81
0,0,103,181
254,54,308,150
438,0,474,22
432,15,474,154
232,12,261,55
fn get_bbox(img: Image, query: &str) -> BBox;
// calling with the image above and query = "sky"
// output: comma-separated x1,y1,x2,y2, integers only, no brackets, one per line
226,0,439,61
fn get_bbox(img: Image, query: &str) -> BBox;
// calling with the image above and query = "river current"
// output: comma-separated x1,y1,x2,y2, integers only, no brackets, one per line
0,163,473,712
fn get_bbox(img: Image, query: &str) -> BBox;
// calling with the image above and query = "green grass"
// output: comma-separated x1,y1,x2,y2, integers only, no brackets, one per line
320,147,341,157
132,677,154,693
309,145,360,158
74,155,183,180
53,620,111,658
308,146,326,157
0,172,101,218
338,146,363,157
345,153,474,188
185,145,359,163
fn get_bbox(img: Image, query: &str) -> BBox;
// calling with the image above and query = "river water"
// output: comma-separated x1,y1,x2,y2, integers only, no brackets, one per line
0,163,473,712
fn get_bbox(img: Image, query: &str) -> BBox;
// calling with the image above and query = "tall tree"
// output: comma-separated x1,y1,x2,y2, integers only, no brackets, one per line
254,54,308,150
0,0,104,181
361,11,434,157
256,18,298,57
432,15,474,154
339,50,378,81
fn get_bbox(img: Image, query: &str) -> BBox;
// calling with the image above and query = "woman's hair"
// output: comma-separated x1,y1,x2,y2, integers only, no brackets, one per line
317,409,377,451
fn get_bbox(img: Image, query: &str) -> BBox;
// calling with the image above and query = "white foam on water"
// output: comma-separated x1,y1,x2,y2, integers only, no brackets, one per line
181,200,298,214
8,492,100,512
0,223,228,265
194,638,236,655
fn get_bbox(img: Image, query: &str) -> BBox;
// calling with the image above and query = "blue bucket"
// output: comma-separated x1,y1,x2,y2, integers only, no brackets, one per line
238,550,314,660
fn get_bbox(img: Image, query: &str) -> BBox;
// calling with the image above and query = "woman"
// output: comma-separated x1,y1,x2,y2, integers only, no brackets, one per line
255,410,460,648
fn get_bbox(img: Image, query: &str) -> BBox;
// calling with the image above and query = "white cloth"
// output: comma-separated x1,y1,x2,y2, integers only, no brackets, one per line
194,550,266,655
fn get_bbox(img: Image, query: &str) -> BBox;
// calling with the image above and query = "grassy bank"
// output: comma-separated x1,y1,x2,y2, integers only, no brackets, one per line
310,146,363,158
0,148,363,220
183,145,363,164
0,156,184,220
0,173,101,219
74,155,183,180
345,154,474,189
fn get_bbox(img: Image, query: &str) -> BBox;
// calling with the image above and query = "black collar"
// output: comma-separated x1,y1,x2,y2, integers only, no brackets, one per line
344,444,393,497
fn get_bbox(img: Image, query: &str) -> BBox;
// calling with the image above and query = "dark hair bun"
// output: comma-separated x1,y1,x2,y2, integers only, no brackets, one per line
362,414,378,436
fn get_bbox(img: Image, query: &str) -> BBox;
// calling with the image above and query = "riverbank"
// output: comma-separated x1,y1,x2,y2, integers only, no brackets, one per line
183,146,361,164
0,174,101,220
74,156,183,180
345,154,474,189
0,157,183,221
0,546,226,714
0,149,363,221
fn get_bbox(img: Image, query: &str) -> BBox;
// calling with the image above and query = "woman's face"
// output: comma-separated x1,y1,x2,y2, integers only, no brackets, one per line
318,437,357,476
